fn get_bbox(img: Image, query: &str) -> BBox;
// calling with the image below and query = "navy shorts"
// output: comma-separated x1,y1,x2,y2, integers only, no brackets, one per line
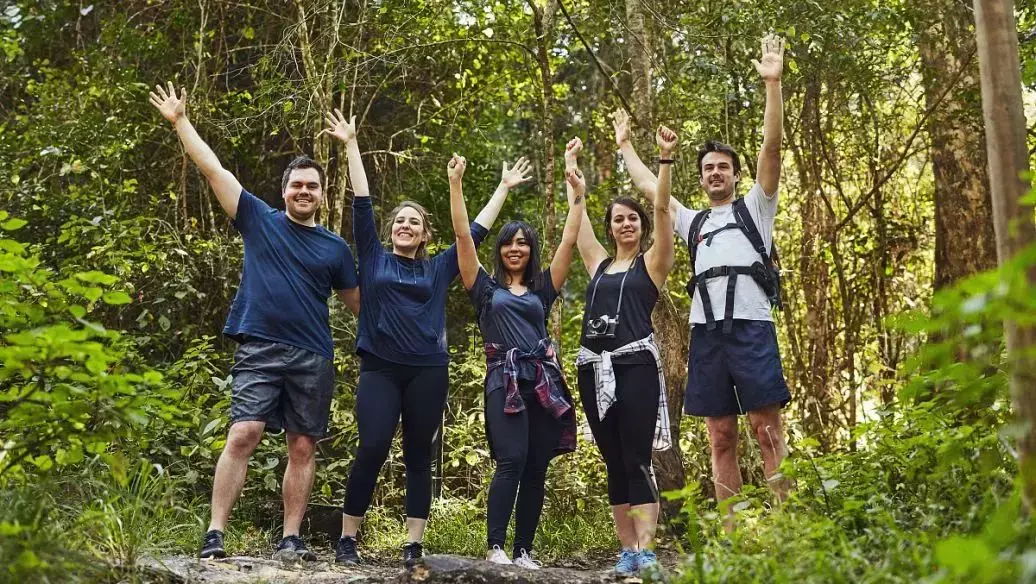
684,320,791,417
230,336,335,437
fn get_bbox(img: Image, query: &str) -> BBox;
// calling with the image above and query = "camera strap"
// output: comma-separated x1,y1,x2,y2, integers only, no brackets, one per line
587,254,640,325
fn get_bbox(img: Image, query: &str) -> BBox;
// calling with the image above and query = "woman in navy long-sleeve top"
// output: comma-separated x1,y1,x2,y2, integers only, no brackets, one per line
324,110,516,566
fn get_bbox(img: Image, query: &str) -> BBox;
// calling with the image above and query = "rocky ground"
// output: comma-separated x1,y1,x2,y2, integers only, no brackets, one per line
136,552,677,584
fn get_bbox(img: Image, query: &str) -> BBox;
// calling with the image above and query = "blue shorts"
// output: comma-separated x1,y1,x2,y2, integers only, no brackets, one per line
684,320,791,417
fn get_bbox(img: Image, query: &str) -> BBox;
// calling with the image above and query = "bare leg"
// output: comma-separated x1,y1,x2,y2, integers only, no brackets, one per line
341,514,363,538
208,421,265,532
706,415,741,532
748,405,790,502
611,504,637,549
282,432,317,537
406,517,427,543
629,502,659,550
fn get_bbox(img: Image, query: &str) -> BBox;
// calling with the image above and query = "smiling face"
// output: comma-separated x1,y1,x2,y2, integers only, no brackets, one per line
499,228,532,277
699,151,739,203
391,205,429,256
609,203,643,250
281,167,324,222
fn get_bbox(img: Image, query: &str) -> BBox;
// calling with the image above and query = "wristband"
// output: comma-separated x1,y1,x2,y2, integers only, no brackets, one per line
658,158,676,165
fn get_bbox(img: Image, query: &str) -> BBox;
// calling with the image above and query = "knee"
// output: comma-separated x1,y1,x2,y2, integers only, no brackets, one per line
751,413,784,454
707,420,738,457
287,434,317,464
356,436,392,466
225,423,264,456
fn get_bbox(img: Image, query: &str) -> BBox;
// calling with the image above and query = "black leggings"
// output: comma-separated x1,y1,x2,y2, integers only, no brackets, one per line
485,380,561,555
577,362,659,506
343,353,448,519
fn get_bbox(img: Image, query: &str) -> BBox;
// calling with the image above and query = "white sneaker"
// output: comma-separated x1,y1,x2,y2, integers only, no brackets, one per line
513,549,541,570
486,545,512,565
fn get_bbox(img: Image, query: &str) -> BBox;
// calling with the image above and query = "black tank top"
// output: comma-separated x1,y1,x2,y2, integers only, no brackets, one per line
580,255,658,366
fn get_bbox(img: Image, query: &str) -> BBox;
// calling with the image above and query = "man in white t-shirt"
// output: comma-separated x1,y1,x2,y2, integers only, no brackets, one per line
613,34,791,517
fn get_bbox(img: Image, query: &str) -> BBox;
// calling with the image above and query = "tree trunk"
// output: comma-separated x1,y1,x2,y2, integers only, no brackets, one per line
621,0,688,518
529,1,562,346
916,0,997,289
972,0,1036,510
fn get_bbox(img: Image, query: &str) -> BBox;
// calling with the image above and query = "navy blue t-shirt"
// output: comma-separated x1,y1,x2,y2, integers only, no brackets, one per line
352,196,488,366
469,267,558,383
223,190,358,360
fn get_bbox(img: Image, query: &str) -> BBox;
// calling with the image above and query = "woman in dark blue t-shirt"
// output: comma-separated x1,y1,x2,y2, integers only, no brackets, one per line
447,143,585,569
325,111,522,566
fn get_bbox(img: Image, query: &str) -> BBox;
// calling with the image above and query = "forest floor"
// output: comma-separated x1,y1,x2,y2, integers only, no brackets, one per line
138,551,680,583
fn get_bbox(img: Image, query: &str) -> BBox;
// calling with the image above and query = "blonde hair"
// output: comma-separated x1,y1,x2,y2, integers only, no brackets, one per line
383,200,434,260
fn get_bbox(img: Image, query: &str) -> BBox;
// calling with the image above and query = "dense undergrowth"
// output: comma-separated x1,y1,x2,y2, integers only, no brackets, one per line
3,205,1035,583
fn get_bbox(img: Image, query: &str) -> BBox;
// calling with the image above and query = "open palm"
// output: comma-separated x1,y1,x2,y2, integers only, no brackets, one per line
612,109,631,146
149,82,186,123
500,157,533,189
753,34,785,81
323,109,356,143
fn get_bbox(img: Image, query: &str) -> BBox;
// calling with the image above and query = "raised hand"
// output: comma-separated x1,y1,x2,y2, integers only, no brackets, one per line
500,157,533,189
447,153,467,183
323,109,357,143
752,33,785,82
656,125,678,157
149,81,187,124
611,109,631,147
564,137,583,169
565,167,586,205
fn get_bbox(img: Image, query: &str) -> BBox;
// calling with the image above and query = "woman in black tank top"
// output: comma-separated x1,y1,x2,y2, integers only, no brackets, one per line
570,121,678,575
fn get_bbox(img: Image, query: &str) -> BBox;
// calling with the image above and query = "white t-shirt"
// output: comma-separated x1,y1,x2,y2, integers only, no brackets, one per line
673,182,778,324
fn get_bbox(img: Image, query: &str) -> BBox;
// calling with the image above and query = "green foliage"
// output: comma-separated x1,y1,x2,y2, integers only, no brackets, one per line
0,213,176,481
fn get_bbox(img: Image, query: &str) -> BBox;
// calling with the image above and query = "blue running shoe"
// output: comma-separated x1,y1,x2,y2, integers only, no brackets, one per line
637,549,661,578
615,548,638,575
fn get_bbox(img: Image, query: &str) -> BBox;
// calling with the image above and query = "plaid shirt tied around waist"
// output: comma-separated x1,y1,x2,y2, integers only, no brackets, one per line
575,333,672,451
485,338,576,455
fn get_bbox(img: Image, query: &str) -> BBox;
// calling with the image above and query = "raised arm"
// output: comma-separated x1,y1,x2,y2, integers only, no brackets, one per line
753,34,785,197
549,152,586,291
447,154,480,290
645,126,678,287
325,109,369,199
150,82,242,218
473,157,532,230
566,138,608,277
612,109,660,200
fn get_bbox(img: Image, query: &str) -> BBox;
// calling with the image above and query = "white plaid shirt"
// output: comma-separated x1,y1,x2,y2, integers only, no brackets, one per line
575,334,672,451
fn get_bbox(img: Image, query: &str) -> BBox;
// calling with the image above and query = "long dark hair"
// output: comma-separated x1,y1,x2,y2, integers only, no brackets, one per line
493,220,543,289
603,196,652,252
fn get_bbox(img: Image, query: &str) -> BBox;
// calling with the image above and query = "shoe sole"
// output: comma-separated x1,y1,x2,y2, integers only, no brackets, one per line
199,549,227,559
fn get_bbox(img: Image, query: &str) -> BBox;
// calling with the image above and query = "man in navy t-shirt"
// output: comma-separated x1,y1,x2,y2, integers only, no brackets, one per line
150,82,359,562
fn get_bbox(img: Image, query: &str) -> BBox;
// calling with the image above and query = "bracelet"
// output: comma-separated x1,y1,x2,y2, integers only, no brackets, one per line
658,158,676,165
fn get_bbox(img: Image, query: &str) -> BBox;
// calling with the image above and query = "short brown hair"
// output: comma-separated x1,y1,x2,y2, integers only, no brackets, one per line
281,155,326,193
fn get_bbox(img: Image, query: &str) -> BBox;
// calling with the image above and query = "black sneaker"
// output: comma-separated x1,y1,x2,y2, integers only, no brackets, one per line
335,536,361,565
199,529,226,559
403,541,424,567
273,535,317,562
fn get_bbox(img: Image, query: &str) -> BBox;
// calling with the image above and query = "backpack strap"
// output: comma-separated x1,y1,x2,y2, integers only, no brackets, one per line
732,197,783,310
686,209,712,272
732,198,769,263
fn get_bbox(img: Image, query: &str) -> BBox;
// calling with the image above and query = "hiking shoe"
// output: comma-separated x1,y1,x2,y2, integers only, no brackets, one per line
513,548,541,570
335,535,361,565
637,549,660,574
486,545,512,565
199,529,226,559
615,548,638,575
403,541,424,567
273,535,317,562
